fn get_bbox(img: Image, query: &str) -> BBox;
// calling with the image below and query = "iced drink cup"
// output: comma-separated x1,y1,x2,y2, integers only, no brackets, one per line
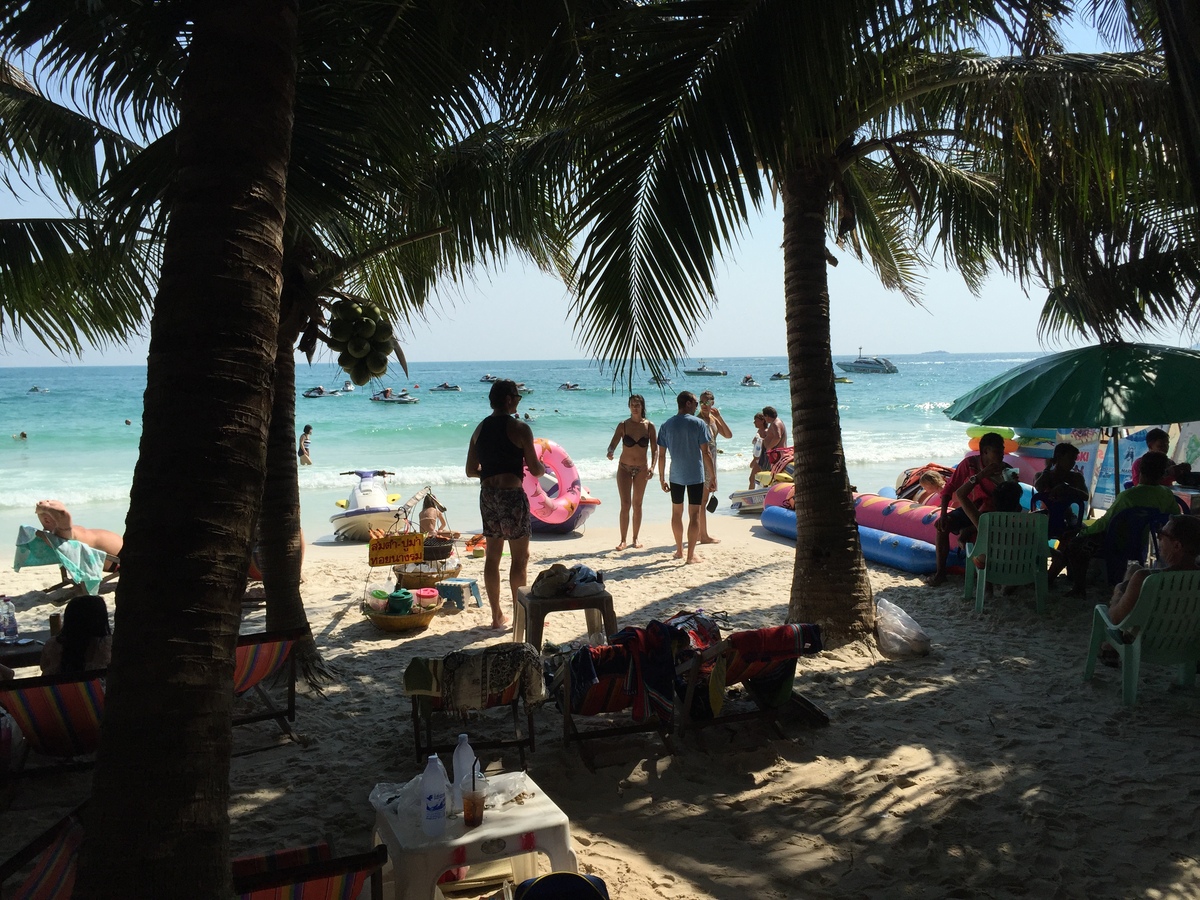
462,789,485,828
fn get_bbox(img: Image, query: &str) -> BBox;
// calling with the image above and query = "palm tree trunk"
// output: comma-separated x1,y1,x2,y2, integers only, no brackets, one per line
781,165,874,647
76,3,298,897
258,275,331,685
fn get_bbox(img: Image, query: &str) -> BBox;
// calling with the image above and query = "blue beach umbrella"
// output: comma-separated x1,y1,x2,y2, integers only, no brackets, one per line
945,343,1200,495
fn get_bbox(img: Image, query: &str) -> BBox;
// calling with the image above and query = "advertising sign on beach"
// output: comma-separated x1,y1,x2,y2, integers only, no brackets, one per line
368,533,424,567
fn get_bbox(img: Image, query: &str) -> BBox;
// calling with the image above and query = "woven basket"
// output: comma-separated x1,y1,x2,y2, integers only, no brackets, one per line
394,563,462,590
362,603,438,633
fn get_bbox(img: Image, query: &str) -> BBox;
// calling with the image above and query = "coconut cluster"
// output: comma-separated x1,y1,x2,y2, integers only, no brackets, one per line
326,300,395,386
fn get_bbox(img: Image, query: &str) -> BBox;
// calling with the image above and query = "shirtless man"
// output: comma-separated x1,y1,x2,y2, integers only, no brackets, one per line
466,380,544,629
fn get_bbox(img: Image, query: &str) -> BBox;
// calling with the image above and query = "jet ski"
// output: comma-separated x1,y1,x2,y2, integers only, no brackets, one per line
330,470,403,541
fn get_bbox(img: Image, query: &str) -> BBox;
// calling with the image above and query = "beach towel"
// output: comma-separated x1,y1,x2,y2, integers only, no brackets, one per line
13,525,107,594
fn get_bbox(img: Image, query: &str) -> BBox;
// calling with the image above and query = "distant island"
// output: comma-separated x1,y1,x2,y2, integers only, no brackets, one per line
917,350,951,355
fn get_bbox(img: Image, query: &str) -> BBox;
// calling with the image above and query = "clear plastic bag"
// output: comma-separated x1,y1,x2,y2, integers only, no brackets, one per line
875,597,931,658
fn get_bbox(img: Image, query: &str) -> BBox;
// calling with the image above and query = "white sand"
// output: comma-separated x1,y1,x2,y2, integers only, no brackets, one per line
6,513,1200,898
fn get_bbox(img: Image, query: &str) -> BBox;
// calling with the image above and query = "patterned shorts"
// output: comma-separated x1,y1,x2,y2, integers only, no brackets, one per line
479,488,531,541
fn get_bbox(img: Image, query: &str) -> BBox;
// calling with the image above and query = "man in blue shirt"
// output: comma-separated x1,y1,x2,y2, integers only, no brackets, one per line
657,391,716,563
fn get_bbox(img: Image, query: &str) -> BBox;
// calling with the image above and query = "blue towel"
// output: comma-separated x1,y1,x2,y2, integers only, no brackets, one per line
13,525,107,593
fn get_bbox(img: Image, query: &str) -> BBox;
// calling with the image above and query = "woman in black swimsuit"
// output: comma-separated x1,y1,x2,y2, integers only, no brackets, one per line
606,395,657,550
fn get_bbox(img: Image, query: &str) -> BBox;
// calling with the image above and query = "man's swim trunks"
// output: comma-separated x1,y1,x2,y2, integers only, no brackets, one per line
480,487,531,540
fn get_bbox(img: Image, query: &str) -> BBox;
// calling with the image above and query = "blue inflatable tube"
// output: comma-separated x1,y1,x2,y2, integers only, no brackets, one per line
762,506,965,575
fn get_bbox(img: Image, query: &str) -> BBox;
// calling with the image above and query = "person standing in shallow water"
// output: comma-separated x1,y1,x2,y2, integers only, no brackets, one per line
466,380,545,629
606,394,657,550
298,424,313,465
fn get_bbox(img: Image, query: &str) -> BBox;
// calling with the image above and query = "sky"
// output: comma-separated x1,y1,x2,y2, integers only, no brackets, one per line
1,16,1194,368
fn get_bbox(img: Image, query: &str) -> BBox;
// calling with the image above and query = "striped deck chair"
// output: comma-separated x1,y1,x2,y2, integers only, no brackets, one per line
232,842,387,900
0,670,105,778
0,803,86,900
553,622,684,770
403,643,545,767
233,628,307,742
677,624,824,737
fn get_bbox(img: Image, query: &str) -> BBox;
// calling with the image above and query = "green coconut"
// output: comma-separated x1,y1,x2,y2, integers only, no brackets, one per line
350,360,372,386
354,317,377,339
337,350,354,370
366,351,389,376
347,337,372,359
328,318,353,342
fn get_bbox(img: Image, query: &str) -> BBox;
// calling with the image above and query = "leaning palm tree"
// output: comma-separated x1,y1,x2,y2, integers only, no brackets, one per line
559,1,1181,644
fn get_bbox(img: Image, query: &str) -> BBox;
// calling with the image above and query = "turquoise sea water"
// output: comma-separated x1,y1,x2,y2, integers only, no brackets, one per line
0,352,1038,541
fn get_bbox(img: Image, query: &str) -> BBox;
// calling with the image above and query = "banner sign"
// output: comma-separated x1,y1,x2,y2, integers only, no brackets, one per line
368,533,424,567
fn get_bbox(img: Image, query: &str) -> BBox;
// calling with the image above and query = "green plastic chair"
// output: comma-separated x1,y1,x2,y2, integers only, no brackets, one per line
963,512,1049,614
1083,570,1200,706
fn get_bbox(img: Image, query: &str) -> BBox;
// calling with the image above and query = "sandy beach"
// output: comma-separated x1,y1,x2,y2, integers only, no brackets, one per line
6,512,1200,899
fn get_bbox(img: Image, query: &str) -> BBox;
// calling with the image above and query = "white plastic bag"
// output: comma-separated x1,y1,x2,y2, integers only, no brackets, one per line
875,597,931,658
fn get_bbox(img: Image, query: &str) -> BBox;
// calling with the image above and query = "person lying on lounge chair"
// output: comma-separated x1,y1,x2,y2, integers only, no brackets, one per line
35,500,123,565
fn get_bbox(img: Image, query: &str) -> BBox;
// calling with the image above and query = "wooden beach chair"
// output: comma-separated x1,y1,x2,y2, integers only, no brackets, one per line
675,623,824,737
403,643,545,767
1083,570,1200,705
0,803,87,899
552,622,683,770
232,627,307,745
232,841,387,900
0,670,105,779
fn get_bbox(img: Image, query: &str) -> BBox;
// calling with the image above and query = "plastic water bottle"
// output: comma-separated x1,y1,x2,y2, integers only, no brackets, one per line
1,599,16,640
419,754,448,837
451,734,475,814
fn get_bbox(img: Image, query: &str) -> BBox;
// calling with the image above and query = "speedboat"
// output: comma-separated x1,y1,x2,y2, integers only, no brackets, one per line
649,374,673,385
515,383,534,395
480,374,499,382
330,469,403,541
302,386,341,398
370,389,419,404
341,380,355,393
684,360,727,376
740,374,761,387
769,372,789,381
429,382,461,392
558,382,583,391
837,347,898,374
835,376,853,384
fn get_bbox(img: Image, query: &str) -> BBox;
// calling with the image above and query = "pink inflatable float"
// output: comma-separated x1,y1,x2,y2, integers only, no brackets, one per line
523,438,583,526
853,493,962,550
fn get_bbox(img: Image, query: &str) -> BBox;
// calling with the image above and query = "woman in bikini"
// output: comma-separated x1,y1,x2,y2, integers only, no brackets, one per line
606,394,657,550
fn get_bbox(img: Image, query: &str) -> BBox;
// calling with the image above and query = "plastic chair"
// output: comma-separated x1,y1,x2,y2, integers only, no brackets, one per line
1030,492,1085,540
232,842,387,900
675,623,824,736
403,643,545,766
963,512,1049,613
0,803,86,899
0,670,105,778
1083,570,1200,705
1100,506,1171,584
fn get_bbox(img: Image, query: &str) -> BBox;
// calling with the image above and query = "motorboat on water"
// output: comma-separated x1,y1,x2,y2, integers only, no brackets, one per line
558,382,583,391
370,388,419,404
302,385,341,398
769,372,789,381
330,469,403,541
516,382,534,395
837,347,898,374
480,374,499,382
429,382,462,392
648,374,673,386
341,380,355,393
740,374,761,387
684,360,727,376
835,376,853,384
28,385,48,393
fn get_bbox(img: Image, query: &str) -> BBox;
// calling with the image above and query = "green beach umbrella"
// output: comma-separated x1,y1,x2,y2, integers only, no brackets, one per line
944,343,1200,429
945,342,1200,496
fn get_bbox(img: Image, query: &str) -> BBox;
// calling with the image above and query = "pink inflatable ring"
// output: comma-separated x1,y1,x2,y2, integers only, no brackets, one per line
523,438,583,526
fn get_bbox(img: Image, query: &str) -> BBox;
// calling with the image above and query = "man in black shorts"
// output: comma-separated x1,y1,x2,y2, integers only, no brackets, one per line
656,391,716,563
466,380,544,628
